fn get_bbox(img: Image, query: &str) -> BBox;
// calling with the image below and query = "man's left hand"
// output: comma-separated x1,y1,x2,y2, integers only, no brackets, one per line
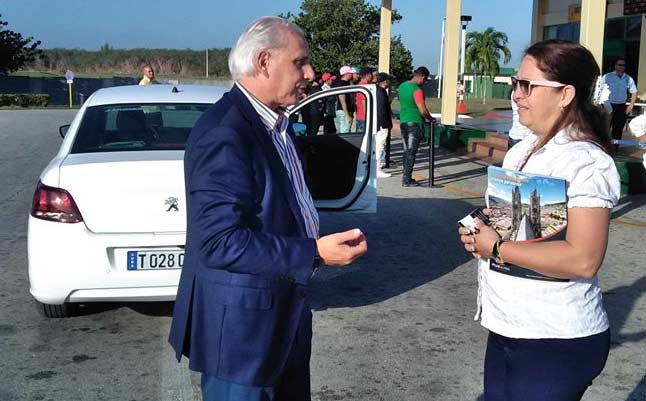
626,104,634,115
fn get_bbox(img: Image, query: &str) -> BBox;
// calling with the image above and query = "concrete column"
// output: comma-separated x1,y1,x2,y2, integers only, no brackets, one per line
530,0,544,44
378,0,392,73
579,0,606,69
441,0,461,125
638,14,646,98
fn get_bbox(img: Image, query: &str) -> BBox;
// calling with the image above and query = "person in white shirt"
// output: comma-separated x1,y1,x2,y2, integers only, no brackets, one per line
628,111,646,168
458,39,619,401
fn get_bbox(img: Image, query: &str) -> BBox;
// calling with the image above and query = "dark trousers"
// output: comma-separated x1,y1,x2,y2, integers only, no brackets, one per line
201,309,312,401
610,103,628,140
400,122,423,183
484,329,610,401
322,115,336,134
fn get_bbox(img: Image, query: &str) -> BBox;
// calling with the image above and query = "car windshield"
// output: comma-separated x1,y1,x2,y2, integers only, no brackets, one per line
70,103,210,153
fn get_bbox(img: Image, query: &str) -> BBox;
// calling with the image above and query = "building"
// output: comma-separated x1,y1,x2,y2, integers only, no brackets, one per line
531,0,646,98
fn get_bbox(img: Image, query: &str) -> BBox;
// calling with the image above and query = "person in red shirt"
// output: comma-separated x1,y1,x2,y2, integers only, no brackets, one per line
355,67,375,133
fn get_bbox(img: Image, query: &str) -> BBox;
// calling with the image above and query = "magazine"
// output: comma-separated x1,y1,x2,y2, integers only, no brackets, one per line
486,166,569,282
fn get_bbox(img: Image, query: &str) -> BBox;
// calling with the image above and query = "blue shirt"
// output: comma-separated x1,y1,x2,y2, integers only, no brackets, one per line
604,71,637,104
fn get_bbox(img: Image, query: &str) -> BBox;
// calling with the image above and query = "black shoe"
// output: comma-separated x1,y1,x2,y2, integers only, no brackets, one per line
402,179,421,187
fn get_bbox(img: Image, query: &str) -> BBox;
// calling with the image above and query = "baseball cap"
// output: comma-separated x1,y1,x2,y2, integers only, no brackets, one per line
376,72,391,83
321,72,332,81
414,66,430,79
339,66,353,76
351,67,360,74
339,65,354,75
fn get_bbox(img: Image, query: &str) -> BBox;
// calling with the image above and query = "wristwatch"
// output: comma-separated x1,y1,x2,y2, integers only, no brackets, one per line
491,239,506,263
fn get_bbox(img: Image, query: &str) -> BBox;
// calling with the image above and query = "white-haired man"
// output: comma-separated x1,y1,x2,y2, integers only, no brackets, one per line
168,16,367,401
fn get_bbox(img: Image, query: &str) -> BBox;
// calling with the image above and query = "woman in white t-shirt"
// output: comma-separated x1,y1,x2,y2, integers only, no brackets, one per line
458,40,620,401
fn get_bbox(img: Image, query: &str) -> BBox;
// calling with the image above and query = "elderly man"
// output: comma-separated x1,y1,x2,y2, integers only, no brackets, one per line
138,64,159,85
168,16,367,401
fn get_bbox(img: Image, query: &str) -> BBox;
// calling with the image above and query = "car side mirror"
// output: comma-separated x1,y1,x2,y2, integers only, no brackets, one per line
59,124,70,138
292,122,307,136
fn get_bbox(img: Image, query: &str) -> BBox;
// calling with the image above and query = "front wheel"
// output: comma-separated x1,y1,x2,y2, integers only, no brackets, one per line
37,301,77,318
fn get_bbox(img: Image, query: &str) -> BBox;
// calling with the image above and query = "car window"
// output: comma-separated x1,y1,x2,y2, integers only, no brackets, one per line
70,103,210,153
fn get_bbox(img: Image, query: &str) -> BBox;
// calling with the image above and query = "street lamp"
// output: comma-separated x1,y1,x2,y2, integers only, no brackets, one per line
459,15,472,83
457,15,472,113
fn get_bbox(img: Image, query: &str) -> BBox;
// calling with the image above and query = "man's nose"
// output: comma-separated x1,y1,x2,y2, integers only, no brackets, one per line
303,65,315,81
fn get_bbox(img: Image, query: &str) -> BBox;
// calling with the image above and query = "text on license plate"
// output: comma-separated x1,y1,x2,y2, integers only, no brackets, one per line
127,250,184,270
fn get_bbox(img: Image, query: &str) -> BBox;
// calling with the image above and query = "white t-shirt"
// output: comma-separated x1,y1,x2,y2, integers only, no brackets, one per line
476,128,620,339
628,113,646,168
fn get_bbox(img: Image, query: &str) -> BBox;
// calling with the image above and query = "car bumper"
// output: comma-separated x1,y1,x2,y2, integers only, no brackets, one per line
28,216,184,305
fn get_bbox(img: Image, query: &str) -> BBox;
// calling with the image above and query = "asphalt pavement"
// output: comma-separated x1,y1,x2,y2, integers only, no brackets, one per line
0,109,644,401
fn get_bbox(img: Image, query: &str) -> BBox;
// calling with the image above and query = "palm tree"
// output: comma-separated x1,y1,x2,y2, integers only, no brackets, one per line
465,27,512,103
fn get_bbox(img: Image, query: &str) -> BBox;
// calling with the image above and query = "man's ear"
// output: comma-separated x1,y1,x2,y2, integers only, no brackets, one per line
255,50,271,78
560,85,576,109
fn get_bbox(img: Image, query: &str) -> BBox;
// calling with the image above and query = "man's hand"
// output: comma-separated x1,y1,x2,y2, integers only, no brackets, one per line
345,114,353,126
316,228,367,266
626,104,634,115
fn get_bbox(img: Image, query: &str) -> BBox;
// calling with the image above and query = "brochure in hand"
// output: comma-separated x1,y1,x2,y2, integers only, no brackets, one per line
486,166,568,282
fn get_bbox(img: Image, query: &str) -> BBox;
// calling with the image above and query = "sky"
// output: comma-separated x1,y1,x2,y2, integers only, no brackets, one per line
0,0,534,74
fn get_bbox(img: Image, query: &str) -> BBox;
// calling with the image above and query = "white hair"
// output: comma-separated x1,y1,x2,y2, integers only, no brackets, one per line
228,16,305,80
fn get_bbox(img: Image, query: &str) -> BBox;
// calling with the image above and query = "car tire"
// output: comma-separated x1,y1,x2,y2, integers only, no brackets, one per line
38,302,77,318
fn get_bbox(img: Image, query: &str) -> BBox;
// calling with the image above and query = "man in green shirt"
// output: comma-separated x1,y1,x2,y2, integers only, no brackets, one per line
398,66,433,186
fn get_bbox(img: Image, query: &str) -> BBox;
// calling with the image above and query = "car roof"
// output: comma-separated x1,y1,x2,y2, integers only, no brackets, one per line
85,84,230,107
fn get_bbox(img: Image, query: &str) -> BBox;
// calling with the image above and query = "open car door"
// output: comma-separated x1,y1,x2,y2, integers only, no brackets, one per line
289,84,377,212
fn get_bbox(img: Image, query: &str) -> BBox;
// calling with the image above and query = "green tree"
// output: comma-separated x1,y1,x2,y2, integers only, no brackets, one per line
0,14,42,75
465,27,511,102
282,0,413,82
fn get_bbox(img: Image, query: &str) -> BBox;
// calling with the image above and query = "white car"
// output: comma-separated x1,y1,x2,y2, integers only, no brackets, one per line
28,84,378,317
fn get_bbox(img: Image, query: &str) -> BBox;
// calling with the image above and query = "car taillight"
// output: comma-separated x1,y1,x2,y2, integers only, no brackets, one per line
31,181,83,223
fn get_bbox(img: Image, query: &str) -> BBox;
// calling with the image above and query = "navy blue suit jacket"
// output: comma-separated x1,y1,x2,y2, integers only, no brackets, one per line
169,85,317,386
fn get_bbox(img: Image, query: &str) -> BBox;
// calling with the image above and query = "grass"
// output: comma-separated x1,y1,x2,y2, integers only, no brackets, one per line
392,97,511,117
9,70,230,80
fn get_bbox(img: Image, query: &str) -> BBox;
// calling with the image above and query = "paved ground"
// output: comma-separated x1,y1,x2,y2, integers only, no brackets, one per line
0,110,644,401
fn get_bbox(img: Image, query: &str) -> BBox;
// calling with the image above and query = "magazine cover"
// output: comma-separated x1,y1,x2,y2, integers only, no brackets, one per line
486,166,568,282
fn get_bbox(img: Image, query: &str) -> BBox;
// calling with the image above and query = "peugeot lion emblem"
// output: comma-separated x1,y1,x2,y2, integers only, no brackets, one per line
165,197,179,212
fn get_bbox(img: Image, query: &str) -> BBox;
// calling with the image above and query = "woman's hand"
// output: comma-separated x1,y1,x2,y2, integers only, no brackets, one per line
458,209,500,259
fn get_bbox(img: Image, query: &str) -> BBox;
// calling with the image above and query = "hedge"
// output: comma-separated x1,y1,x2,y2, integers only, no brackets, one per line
0,94,50,107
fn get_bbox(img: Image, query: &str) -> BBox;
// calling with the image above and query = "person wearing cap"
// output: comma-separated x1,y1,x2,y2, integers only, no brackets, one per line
351,67,361,84
332,65,355,133
375,72,393,178
398,66,433,187
321,72,337,134
355,67,375,133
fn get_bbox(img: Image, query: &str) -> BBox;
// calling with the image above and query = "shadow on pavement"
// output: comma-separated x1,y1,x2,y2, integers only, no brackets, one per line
605,275,646,348
310,195,475,310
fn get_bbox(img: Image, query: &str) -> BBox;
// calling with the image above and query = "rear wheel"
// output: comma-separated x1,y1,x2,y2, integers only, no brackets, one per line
38,302,77,318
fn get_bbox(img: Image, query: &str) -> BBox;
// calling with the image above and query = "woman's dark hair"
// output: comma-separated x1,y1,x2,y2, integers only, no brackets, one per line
524,39,612,154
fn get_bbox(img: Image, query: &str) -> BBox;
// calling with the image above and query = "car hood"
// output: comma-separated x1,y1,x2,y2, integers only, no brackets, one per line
59,151,186,234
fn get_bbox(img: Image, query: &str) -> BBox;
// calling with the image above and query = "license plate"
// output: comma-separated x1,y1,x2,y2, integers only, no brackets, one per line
127,250,184,270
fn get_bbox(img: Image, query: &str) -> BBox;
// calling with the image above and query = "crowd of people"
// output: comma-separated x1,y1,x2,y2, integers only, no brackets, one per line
154,16,632,401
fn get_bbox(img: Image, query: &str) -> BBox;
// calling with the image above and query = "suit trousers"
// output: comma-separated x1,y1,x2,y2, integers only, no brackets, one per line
201,308,312,401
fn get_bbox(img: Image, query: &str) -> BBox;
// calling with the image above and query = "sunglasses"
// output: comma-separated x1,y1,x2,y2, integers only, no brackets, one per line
616,64,626,67
511,76,566,97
